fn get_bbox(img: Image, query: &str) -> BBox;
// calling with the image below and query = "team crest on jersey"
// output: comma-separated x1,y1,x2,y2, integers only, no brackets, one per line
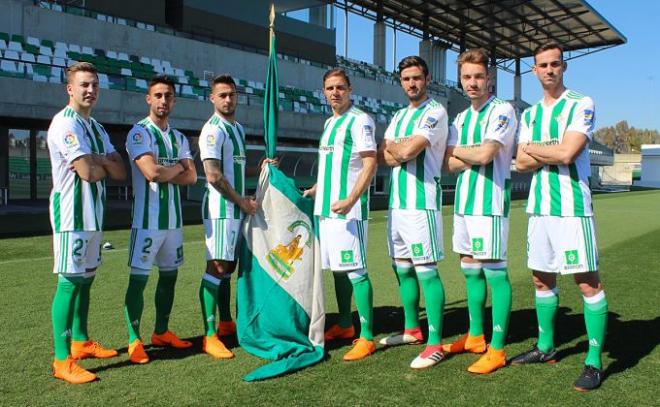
422,115,438,130
131,132,143,144
583,109,594,126
206,134,216,146
495,115,510,131
63,133,79,149
363,124,373,140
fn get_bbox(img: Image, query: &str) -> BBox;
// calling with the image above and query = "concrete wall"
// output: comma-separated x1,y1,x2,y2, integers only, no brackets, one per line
635,145,660,188
0,77,326,140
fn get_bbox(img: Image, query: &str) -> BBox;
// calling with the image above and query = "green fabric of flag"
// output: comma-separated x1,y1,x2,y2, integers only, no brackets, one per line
263,17,278,159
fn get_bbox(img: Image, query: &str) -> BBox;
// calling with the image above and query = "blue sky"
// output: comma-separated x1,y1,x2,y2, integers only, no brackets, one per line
324,1,658,132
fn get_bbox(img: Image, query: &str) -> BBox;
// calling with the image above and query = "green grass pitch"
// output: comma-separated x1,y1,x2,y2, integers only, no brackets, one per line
1,190,659,405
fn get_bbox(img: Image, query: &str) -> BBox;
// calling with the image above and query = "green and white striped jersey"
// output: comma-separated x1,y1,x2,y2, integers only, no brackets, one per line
198,114,247,220
385,98,448,210
126,118,192,230
519,89,595,217
313,106,376,220
449,96,517,216
47,106,116,232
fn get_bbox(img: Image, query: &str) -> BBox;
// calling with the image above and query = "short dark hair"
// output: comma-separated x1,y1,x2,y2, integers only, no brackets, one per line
398,56,429,77
66,62,98,84
211,74,236,89
534,42,564,63
148,74,175,92
323,68,351,87
457,48,490,71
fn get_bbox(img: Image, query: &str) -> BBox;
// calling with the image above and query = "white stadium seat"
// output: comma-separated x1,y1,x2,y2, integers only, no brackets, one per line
52,57,66,67
82,46,94,55
0,60,19,74
39,46,53,56
139,56,150,65
0,40,6,50
27,37,41,47
3,50,19,61
8,41,23,52
54,48,67,59
54,42,68,51
177,76,188,84
68,44,81,53
136,79,148,89
20,52,36,63
106,50,117,59
117,18,127,25
118,53,129,61
182,85,194,96
120,68,132,76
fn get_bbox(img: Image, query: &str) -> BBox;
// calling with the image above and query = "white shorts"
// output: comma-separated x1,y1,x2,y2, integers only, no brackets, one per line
527,215,599,274
387,209,444,265
128,228,184,271
52,231,102,274
204,218,242,261
452,214,509,260
319,217,368,271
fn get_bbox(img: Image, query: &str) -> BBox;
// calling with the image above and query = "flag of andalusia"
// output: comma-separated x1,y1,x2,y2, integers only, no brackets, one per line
236,6,325,381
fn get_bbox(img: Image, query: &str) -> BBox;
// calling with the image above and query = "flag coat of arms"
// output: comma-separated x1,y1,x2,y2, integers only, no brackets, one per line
236,6,325,381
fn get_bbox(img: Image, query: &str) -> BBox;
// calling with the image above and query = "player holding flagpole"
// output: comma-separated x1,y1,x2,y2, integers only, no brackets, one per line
378,56,449,369
48,62,126,383
443,48,517,374
513,42,608,392
123,75,197,364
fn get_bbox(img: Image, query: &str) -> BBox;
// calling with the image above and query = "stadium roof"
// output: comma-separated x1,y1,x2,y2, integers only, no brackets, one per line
329,0,627,73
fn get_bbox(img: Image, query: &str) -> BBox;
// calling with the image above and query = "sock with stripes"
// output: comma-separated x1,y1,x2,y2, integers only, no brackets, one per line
52,275,82,361
71,274,95,342
199,274,220,337
416,265,445,346
217,275,233,322
461,262,486,337
154,269,178,335
333,272,354,329
535,288,559,352
392,261,420,329
583,291,608,369
348,270,374,340
483,264,512,350
124,272,149,343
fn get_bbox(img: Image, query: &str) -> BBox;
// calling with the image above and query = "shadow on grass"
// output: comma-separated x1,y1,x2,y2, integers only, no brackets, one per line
91,333,239,373
325,304,660,381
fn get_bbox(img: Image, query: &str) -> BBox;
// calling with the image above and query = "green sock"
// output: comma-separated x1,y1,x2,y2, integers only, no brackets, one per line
71,274,95,342
461,264,486,337
52,275,82,361
392,262,420,329
217,275,232,322
333,272,354,328
349,271,374,340
154,269,178,335
484,265,512,350
199,275,220,337
583,293,608,369
416,265,445,346
535,290,559,352
124,272,148,343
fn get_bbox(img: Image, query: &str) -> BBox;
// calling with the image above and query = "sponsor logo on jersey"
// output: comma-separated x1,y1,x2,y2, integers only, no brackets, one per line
411,243,425,258
157,157,179,166
233,155,246,164
340,249,355,266
422,115,438,130
131,132,143,144
583,109,594,126
63,133,79,149
495,114,510,131
319,145,334,153
206,134,216,146
564,249,582,270
472,237,486,256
